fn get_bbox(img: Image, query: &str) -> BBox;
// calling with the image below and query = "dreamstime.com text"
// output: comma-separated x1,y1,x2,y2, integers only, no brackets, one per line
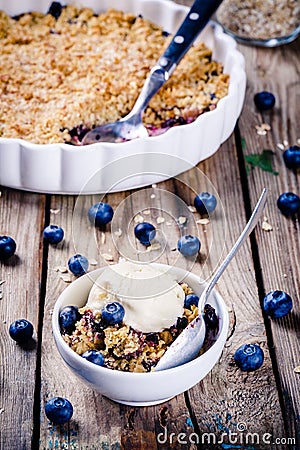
157,424,296,446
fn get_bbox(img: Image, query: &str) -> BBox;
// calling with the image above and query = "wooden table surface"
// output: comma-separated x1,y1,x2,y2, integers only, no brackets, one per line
0,1,299,449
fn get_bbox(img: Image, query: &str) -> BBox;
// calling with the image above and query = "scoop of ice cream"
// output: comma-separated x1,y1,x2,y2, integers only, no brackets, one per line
87,261,185,333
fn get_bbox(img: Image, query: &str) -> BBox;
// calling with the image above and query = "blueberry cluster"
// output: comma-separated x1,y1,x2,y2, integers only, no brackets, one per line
278,144,300,216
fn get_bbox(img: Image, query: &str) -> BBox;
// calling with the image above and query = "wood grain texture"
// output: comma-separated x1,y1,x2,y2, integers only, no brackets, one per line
39,194,194,449
184,140,285,449
238,39,300,446
0,188,45,450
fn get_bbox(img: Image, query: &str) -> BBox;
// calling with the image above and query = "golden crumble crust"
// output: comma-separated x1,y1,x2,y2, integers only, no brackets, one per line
0,5,229,144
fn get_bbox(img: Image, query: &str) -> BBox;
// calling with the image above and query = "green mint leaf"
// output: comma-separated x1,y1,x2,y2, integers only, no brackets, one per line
245,149,278,175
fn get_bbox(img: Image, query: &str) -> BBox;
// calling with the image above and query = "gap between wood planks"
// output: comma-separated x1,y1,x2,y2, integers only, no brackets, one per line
32,194,51,450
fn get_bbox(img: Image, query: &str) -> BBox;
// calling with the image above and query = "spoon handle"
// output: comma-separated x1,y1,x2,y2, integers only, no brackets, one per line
160,0,224,76
129,0,223,117
200,188,268,311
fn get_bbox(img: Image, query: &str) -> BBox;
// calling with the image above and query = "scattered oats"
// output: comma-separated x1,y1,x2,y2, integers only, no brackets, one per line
152,184,157,188
2,320,6,324
294,366,300,373
60,274,72,283
114,228,122,237
0,293,2,300
53,267,60,272
101,253,114,261
0,280,6,286
118,256,126,263
283,139,289,147
257,129,267,136
227,307,233,313
166,221,172,226
101,232,106,245
134,214,144,224
255,124,270,135
0,408,4,415
146,243,161,252
50,209,60,215
89,259,98,266
283,273,287,278
196,218,210,225
178,216,187,225
157,216,165,224
262,216,273,231
143,209,151,215
49,309,53,316
297,138,300,146
171,247,177,251
150,194,156,199
57,266,68,273
277,143,285,151
188,206,197,213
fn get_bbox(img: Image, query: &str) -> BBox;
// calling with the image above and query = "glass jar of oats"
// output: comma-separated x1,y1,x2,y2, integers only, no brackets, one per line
216,0,300,46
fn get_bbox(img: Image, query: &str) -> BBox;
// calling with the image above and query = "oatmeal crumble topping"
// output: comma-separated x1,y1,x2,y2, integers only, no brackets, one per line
217,0,300,41
63,302,200,372
0,5,229,145
61,279,219,373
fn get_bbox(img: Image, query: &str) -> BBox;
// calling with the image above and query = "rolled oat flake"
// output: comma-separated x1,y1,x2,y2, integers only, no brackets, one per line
216,0,300,46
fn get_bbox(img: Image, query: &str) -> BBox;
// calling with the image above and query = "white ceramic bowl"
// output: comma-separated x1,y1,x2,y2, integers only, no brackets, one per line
52,264,229,406
0,0,246,194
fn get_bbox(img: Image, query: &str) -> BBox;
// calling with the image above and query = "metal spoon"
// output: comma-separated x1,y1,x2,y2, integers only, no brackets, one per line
155,188,267,371
82,0,224,145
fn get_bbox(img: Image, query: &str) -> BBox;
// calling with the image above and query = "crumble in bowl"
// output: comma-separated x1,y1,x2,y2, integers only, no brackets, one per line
60,262,219,372
0,3,229,145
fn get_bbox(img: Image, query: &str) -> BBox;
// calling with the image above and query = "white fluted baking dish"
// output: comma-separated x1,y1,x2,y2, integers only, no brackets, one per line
0,0,246,194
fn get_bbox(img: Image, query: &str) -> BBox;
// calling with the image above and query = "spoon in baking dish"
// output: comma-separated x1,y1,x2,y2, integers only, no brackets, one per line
155,188,267,371
82,0,224,144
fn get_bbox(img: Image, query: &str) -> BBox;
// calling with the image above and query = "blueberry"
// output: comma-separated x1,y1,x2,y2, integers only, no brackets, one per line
194,192,217,215
184,294,199,309
134,222,156,246
43,225,64,244
283,145,300,170
177,235,200,257
204,304,219,330
9,319,34,343
234,343,264,371
88,202,114,227
101,302,125,325
59,305,81,333
277,192,300,216
176,316,188,330
254,91,275,111
68,254,89,276
47,2,63,20
263,290,293,318
82,349,105,366
45,397,73,424
0,235,16,260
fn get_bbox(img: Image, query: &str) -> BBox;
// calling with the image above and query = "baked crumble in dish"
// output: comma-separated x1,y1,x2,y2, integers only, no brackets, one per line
60,281,219,373
0,2,229,145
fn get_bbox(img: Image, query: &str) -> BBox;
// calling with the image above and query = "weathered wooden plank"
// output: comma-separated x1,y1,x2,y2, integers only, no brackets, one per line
238,40,300,447
0,187,45,450
39,193,194,449
172,136,285,449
